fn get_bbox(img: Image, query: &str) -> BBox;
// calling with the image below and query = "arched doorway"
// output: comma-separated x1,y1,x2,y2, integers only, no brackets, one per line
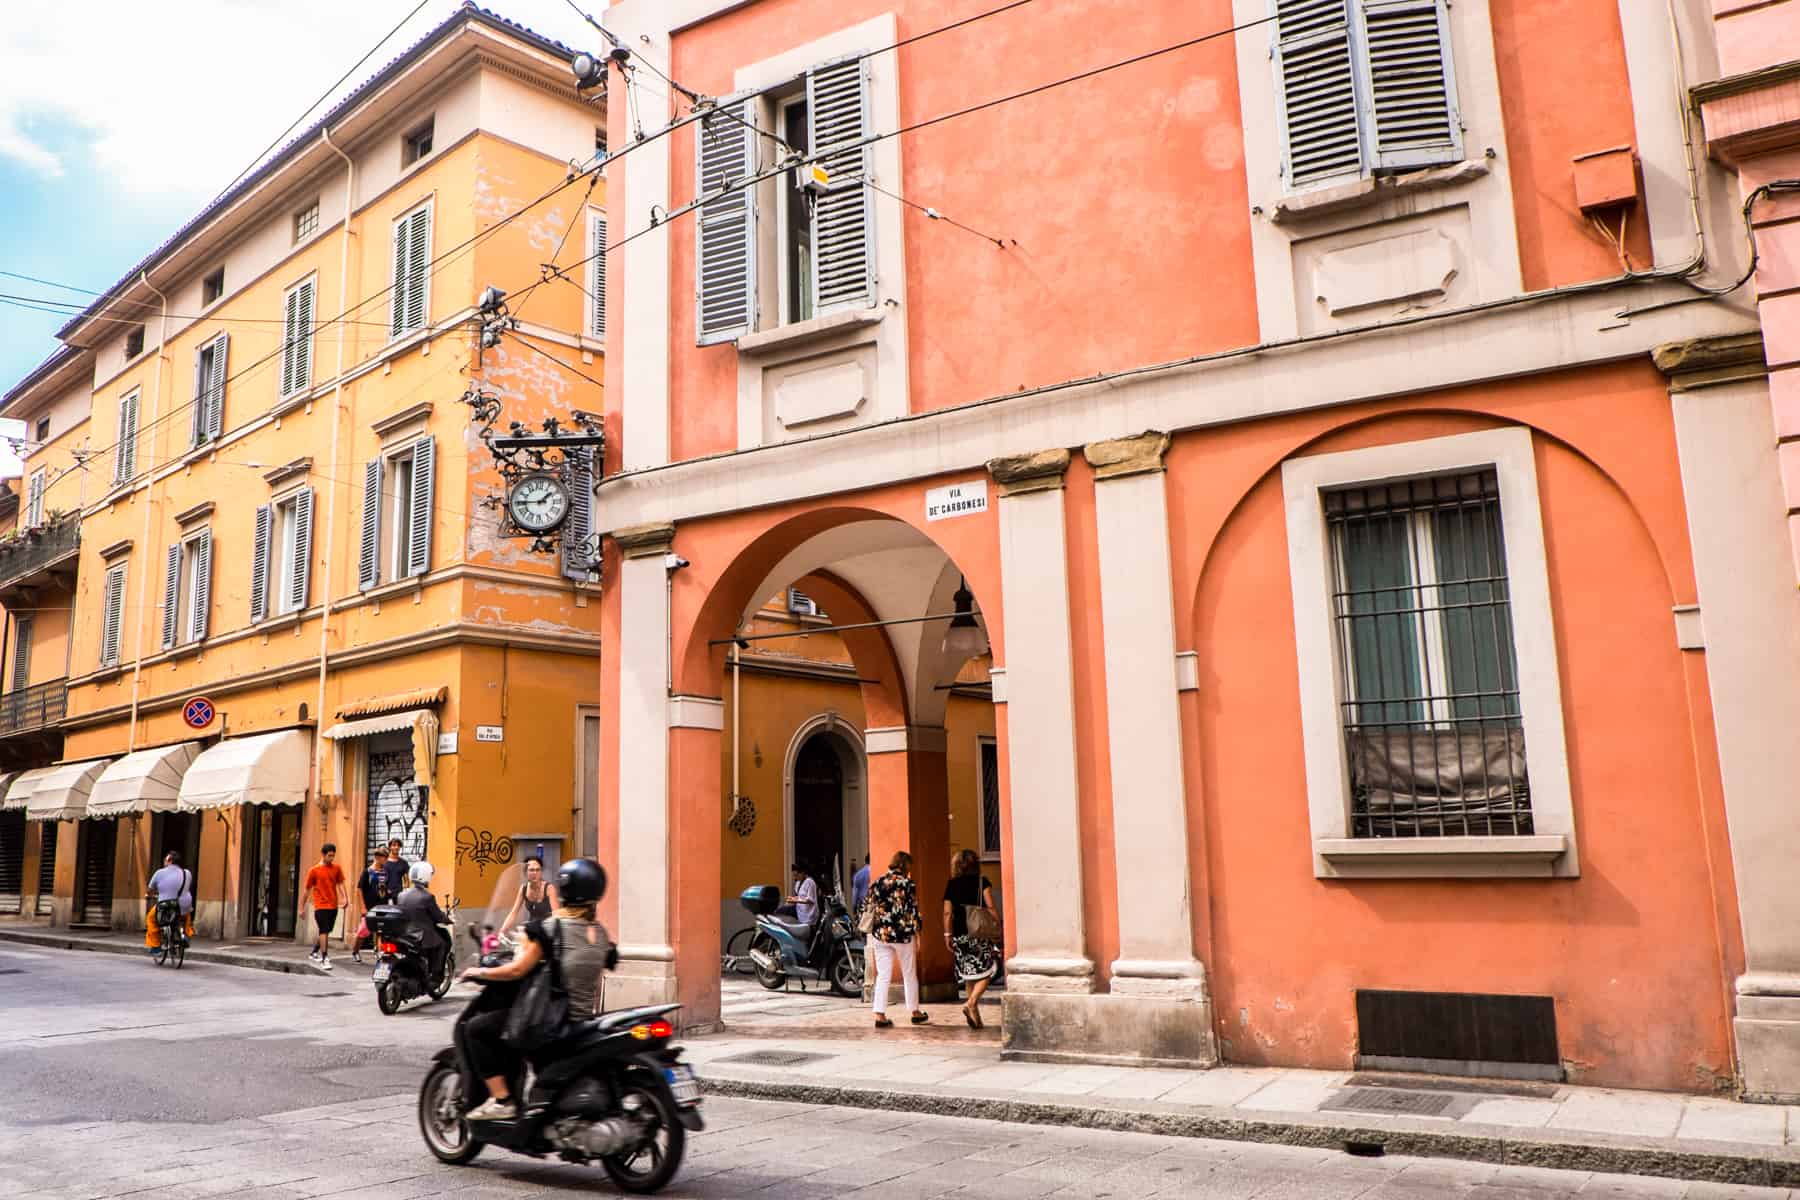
785,718,865,900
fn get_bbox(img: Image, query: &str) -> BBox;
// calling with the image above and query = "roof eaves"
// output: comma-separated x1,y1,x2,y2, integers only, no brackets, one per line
1,345,83,414
54,3,582,344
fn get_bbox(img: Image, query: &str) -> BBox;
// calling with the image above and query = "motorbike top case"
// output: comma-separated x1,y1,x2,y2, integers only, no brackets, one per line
739,885,779,916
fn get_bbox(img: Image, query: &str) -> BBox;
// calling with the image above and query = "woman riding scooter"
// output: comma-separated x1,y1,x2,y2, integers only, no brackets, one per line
456,857,617,1120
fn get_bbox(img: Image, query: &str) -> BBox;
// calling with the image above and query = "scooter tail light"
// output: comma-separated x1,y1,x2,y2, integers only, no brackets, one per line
379,941,398,954
629,1020,675,1041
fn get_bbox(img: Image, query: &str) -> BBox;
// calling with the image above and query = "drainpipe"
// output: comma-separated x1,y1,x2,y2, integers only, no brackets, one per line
731,641,741,814
313,126,355,855
124,270,171,756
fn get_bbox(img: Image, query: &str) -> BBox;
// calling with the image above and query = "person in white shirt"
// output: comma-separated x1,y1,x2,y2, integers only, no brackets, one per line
781,864,820,927
144,851,193,953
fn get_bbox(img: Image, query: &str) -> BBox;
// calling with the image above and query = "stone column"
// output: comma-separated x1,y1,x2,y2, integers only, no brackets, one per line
1661,336,1800,1102
985,449,1094,995
1084,433,1213,1028
608,521,677,1008
866,724,956,1002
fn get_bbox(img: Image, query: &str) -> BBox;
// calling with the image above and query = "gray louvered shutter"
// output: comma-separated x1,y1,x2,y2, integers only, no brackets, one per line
10,618,32,692
588,211,607,338
282,288,300,396
389,219,410,338
25,472,43,527
206,333,228,440
358,460,382,590
188,530,212,643
285,281,314,397
101,567,125,666
392,208,429,336
160,543,181,649
695,101,757,343
250,504,272,623
562,448,595,581
807,58,876,313
1273,0,1364,186
1355,0,1460,170
406,438,434,578
191,349,208,447
289,488,314,611
114,392,138,483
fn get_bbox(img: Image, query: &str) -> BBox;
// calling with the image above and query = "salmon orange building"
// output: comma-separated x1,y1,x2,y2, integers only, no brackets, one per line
588,0,1800,1100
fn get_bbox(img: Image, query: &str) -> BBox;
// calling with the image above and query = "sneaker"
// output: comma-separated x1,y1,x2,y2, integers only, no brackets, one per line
466,1098,517,1121
350,952,363,964
320,956,333,971
308,949,320,962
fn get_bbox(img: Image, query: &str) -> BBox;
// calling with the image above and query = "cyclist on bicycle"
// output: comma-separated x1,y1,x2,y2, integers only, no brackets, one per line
145,851,193,954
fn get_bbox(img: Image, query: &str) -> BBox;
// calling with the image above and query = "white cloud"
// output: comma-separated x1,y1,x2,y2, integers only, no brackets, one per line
0,1,593,201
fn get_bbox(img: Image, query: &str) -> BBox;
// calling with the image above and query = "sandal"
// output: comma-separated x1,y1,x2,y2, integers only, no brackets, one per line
874,1016,893,1029
962,1005,978,1029
911,1011,931,1025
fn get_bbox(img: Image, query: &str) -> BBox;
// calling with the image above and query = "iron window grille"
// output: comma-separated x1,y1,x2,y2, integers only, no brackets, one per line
1325,468,1531,837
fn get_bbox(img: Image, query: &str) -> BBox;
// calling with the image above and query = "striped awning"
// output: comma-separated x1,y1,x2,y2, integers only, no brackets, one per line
177,729,310,812
0,769,39,813
323,708,437,791
88,741,203,819
335,686,446,721
26,759,113,822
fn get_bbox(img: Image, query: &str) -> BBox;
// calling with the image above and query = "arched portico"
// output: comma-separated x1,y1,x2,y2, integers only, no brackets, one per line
783,712,866,898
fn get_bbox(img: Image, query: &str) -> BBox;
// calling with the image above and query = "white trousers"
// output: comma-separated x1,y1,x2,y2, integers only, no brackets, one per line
870,939,918,1017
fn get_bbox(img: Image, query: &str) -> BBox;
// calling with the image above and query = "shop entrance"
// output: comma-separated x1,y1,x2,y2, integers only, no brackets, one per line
0,810,22,914
247,805,301,937
74,817,116,927
36,821,56,915
150,811,201,911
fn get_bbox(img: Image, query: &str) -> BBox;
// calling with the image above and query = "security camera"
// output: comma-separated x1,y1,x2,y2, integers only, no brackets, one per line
663,553,689,571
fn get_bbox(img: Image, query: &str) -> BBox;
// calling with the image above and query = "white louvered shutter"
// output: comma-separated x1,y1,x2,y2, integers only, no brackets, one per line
114,392,139,483
358,460,382,590
289,488,314,612
188,530,212,643
250,504,273,623
101,567,125,666
587,211,607,338
1355,0,1461,170
391,207,430,337
1274,0,1364,186
406,439,435,578
562,448,595,581
206,333,229,440
807,58,876,313
282,282,314,398
11,618,32,692
25,472,43,527
160,543,181,650
695,101,757,343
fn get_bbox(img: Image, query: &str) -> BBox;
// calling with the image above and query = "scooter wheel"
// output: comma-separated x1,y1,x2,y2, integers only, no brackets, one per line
418,1062,483,1165
601,1071,686,1193
751,932,785,991
377,978,403,1015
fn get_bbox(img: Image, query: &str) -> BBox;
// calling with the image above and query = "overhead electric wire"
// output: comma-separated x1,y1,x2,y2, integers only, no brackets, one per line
0,290,393,328
500,329,605,389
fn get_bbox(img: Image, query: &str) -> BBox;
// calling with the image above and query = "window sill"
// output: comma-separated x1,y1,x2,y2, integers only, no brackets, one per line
165,642,204,662
256,611,305,636
736,307,883,359
1271,159,1489,226
1315,834,1569,879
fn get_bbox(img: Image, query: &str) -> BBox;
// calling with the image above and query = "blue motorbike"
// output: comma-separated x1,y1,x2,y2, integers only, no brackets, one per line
740,882,865,996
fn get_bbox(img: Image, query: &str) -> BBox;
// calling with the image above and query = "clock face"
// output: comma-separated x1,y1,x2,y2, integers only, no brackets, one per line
507,474,570,533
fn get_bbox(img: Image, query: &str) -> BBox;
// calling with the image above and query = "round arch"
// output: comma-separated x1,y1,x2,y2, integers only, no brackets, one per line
782,713,867,899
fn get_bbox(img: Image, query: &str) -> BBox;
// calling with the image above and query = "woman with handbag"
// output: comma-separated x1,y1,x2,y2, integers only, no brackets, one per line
456,857,617,1120
867,851,928,1029
942,849,1000,1028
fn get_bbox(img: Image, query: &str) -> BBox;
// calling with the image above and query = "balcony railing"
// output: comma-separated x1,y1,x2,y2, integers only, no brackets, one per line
0,678,68,736
0,515,79,597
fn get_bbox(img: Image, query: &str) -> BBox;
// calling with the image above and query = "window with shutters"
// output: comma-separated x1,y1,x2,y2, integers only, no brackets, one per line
99,563,127,668
695,56,875,343
359,438,435,590
253,489,315,620
25,469,44,528
586,208,607,339
390,203,432,340
161,528,213,649
191,333,229,448
280,277,315,400
1272,0,1462,189
112,390,140,485
10,616,32,693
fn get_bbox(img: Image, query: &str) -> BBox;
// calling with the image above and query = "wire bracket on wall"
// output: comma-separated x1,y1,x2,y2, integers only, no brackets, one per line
462,380,604,575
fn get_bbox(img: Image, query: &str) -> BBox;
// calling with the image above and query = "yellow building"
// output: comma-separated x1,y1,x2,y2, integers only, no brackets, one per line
0,8,612,943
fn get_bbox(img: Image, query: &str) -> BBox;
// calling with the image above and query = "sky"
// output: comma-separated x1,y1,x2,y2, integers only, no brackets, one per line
0,0,603,476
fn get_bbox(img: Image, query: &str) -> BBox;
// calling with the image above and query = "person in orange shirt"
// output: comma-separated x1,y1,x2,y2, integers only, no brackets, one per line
303,844,348,972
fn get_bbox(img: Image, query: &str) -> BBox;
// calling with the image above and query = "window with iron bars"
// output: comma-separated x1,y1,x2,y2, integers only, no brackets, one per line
1325,468,1530,838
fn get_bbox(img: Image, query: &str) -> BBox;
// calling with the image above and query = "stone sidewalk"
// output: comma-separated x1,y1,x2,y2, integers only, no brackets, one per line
0,917,360,976
681,1033,1800,1189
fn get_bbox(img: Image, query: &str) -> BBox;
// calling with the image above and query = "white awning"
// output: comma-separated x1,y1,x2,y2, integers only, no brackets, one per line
0,771,29,813
26,758,113,822
88,742,203,819
323,708,437,791
176,729,311,812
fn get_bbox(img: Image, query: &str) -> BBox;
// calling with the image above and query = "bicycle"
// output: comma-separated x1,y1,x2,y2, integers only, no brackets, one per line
720,926,759,976
150,899,187,969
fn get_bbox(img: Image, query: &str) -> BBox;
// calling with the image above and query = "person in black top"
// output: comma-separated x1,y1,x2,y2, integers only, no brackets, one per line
352,847,390,963
941,849,1000,1028
398,861,451,984
383,839,411,899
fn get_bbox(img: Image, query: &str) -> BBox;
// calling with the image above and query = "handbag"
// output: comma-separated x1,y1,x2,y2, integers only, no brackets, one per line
503,920,569,1050
857,906,876,936
964,903,1000,944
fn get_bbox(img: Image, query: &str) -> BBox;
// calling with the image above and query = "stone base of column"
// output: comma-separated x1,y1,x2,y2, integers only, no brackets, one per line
1005,955,1098,995
1001,990,1219,1069
1110,956,1211,1002
607,947,680,1015
1736,974,1800,1102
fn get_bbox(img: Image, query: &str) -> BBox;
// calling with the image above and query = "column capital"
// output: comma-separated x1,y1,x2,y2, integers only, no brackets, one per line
1084,430,1171,481
612,521,676,558
1651,333,1767,392
986,448,1070,496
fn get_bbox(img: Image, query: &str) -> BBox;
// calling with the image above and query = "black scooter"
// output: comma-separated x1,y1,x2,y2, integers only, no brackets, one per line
416,932,703,1194
364,903,456,1014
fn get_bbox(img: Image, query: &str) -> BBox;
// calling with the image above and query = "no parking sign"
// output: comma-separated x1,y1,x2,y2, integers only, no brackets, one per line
182,696,216,730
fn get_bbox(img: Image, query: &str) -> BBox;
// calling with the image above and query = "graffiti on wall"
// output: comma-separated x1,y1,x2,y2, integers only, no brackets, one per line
366,741,427,863
455,827,515,874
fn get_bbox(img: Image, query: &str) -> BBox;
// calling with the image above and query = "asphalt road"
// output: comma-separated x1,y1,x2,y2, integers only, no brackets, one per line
0,940,1788,1198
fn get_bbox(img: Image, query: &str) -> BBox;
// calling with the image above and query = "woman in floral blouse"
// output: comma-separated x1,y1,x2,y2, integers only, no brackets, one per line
868,850,928,1028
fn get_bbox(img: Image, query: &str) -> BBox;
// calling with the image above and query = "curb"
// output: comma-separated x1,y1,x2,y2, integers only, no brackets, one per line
0,928,325,978
697,1075,1796,1189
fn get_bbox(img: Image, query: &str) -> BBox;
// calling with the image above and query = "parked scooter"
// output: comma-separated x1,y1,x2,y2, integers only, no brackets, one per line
364,902,456,1014
416,928,703,1194
741,879,865,996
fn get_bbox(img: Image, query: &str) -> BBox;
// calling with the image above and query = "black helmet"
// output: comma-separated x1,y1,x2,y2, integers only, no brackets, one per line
556,857,608,905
